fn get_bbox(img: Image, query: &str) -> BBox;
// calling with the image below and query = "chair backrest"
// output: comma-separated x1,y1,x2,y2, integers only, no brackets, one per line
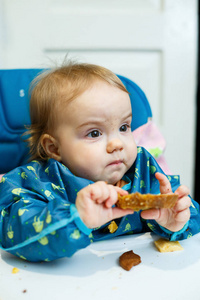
0,69,152,173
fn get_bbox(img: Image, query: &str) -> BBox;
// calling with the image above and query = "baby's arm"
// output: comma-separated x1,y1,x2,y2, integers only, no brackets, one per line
141,172,191,232
1,167,120,262
0,183,92,262
76,181,134,228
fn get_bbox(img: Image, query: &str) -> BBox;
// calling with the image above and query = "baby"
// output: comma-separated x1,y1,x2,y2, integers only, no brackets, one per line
0,62,199,262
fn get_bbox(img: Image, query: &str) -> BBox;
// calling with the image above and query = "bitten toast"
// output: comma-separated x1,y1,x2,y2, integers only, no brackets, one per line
116,192,178,211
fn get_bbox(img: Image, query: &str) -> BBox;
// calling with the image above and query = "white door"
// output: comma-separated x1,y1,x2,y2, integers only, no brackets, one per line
0,0,197,195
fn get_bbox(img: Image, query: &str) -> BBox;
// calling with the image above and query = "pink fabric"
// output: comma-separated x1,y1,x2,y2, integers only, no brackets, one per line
154,155,172,175
133,120,171,174
0,174,4,181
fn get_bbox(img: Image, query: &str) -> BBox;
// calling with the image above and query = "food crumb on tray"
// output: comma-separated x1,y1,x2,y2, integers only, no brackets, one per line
119,250,141,271
154,238,184,252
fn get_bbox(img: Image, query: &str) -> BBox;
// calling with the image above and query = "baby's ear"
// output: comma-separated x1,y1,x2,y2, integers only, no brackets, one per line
40,134,61,161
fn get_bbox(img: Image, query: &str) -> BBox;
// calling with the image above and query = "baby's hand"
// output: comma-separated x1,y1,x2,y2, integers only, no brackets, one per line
141,172,191,232
76,181,134,228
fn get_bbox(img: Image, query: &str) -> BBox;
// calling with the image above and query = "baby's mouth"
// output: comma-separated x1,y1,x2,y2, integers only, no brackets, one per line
107,160,124,166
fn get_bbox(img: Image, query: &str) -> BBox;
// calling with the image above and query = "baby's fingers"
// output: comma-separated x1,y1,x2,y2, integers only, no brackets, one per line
175,185,190,198
173,185,191,212
112,207,134,219
174,208,190,223
155,172,172,194
91,181,114,204
173,196,191,212
105,186,128,208
91,182,128,208
141,208,161,220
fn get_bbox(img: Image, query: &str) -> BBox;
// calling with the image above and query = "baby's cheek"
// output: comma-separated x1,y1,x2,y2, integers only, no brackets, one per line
77,150,100,172
127,142,137,163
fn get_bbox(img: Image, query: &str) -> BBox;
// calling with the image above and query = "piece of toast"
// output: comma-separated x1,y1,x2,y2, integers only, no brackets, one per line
119,250,141,271
116,192,178,211
154,238,184,252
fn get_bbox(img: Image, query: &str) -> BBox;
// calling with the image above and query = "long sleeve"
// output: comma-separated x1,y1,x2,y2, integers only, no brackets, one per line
126,147,200,241
0,159,93,262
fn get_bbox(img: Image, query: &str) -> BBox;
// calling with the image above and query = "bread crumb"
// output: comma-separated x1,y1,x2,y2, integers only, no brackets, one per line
12,267,19,274
154,238,184,252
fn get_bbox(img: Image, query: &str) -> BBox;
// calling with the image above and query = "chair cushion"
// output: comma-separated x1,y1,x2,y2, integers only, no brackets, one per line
0,70,152,173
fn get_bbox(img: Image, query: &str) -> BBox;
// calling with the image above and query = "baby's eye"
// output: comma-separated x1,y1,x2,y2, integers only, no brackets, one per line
119,124,130,132
87,130,101,138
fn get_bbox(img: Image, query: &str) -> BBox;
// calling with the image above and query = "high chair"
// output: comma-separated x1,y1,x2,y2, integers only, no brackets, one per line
0,69,170,174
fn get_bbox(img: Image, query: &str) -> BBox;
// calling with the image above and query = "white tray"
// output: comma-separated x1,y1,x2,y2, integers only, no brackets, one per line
1,232,200,300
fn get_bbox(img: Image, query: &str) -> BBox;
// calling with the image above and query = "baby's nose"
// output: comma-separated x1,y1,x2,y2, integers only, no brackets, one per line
106,138,123,153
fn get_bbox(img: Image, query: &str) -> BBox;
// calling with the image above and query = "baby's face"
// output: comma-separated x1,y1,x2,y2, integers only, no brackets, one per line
55,80,137,185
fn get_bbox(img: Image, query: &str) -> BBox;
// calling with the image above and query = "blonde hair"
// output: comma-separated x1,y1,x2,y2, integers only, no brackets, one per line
26,61,128,161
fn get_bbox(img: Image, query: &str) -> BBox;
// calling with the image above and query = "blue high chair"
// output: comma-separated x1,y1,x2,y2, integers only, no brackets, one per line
0,69,152,174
